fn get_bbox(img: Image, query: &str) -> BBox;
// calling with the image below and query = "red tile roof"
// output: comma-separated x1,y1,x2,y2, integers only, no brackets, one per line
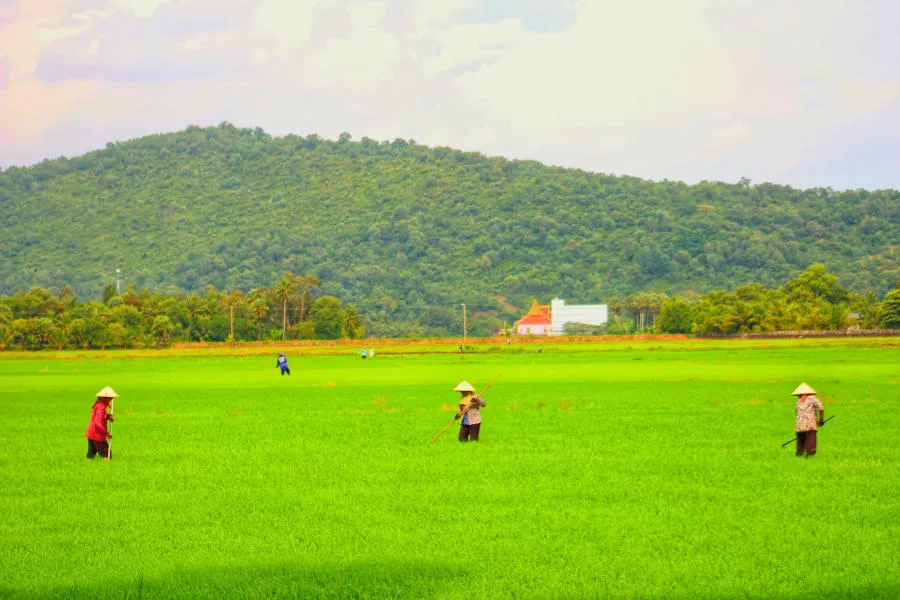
516,299,551,325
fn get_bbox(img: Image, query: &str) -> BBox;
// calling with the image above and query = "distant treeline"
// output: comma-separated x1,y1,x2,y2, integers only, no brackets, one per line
2,264,898,350
1,123,898,338
0,272,364,350
559,264,898,335
650,264,900,334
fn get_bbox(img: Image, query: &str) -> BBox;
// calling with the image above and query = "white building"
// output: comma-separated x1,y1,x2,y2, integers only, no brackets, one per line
550,298,608,335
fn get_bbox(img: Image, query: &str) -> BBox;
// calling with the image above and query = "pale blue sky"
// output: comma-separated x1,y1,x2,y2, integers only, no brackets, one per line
1,0,898,190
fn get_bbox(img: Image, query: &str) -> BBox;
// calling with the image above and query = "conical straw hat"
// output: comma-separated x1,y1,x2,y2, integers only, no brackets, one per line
95,386,119,398
790,383,816,396
454,381,475,392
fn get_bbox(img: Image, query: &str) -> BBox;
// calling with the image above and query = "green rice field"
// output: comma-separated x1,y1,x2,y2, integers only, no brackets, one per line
1,338,898,599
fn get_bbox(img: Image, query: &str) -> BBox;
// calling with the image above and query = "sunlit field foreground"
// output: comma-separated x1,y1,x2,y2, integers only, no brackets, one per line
1,339,898,599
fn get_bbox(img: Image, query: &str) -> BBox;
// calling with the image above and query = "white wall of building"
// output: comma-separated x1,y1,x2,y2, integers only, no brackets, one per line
550,298,608,335
517,323,551,335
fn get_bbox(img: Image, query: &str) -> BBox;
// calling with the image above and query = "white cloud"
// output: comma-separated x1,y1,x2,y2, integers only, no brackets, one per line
255,0,321,57
423,18,528,78
410,0,474,34
300,2,401,89
461,2,737,128
0,0,898,189
710,122,751,149
109,0,171,19
348,1,387,29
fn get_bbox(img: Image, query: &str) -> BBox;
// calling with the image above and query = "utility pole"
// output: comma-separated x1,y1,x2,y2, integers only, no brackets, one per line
230,304,235,343
115,268,121,295
461,303,467,346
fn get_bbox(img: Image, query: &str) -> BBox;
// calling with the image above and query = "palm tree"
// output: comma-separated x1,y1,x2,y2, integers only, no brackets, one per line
623,295,637,331
184,294,210,341
0,303,11,328
247,287,270,341
10,318,35,350
150,315,172,347
294,274,321,324
607,296,622,329
34,317,56,349
250,298,269,341
273,272,295,341
645,292,668,331
342,304,363,339
222,289,245,341
69,318,88,350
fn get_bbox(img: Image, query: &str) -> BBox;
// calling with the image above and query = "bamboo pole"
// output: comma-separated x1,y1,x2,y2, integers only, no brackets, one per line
430,375,500,443
108,398,114,461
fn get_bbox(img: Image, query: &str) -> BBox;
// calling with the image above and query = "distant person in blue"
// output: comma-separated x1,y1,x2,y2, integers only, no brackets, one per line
361,348,367,359
276,352,290,376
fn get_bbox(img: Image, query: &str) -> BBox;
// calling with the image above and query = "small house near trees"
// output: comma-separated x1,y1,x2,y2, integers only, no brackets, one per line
516,300,552,335
516,298,608,336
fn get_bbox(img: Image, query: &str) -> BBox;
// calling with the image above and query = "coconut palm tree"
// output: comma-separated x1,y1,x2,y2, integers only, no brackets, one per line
10,318,36,350
69,318,88,349
273,272,295,341
34,317,56,349
183,294,210,341
342,304,363,339
250,297,269,341
150,315,172,347
247,287,270,341
293,274,321,324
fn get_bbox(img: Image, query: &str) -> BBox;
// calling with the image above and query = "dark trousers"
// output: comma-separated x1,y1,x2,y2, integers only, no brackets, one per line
459,423,481,442
796,430,817,456
87,439,110,459
280,367,290,376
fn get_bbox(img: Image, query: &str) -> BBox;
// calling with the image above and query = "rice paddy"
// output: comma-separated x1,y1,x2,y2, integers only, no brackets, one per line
1,338,898,599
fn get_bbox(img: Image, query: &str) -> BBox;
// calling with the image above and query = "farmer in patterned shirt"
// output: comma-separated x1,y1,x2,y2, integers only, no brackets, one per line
791,383,824,457
455,381,486,442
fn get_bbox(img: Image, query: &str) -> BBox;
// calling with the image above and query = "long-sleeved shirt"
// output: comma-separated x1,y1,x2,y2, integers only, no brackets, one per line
460,394,486,425
84,401,112,441
795,395,824,432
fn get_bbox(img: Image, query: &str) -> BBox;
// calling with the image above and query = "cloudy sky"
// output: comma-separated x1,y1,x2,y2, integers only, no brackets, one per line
1,0,898,190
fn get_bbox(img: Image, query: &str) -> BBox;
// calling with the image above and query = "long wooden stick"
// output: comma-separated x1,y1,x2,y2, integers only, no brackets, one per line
430,375,500,443
430,405,472,444
781,414,834,448
108,398,115,460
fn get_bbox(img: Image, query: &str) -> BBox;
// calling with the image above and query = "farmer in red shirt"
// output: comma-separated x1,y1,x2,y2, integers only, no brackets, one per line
85,386,117,460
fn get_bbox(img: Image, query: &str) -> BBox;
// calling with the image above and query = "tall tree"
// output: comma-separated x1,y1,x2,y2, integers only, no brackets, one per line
273,272,295,341
342,304,363,339
309,296,345,340
294,274,321,324
880,288,900,328
657,298,692,333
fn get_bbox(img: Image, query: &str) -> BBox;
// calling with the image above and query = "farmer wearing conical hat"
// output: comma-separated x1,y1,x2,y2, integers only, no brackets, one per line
455,381,486,442
85,386,117,460
792,383,825,457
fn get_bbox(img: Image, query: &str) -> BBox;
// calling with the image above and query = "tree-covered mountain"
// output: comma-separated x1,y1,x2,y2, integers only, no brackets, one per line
1,122,898,336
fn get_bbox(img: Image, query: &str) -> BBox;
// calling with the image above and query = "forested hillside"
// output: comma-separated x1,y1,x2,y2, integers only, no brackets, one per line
1,123,898,336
